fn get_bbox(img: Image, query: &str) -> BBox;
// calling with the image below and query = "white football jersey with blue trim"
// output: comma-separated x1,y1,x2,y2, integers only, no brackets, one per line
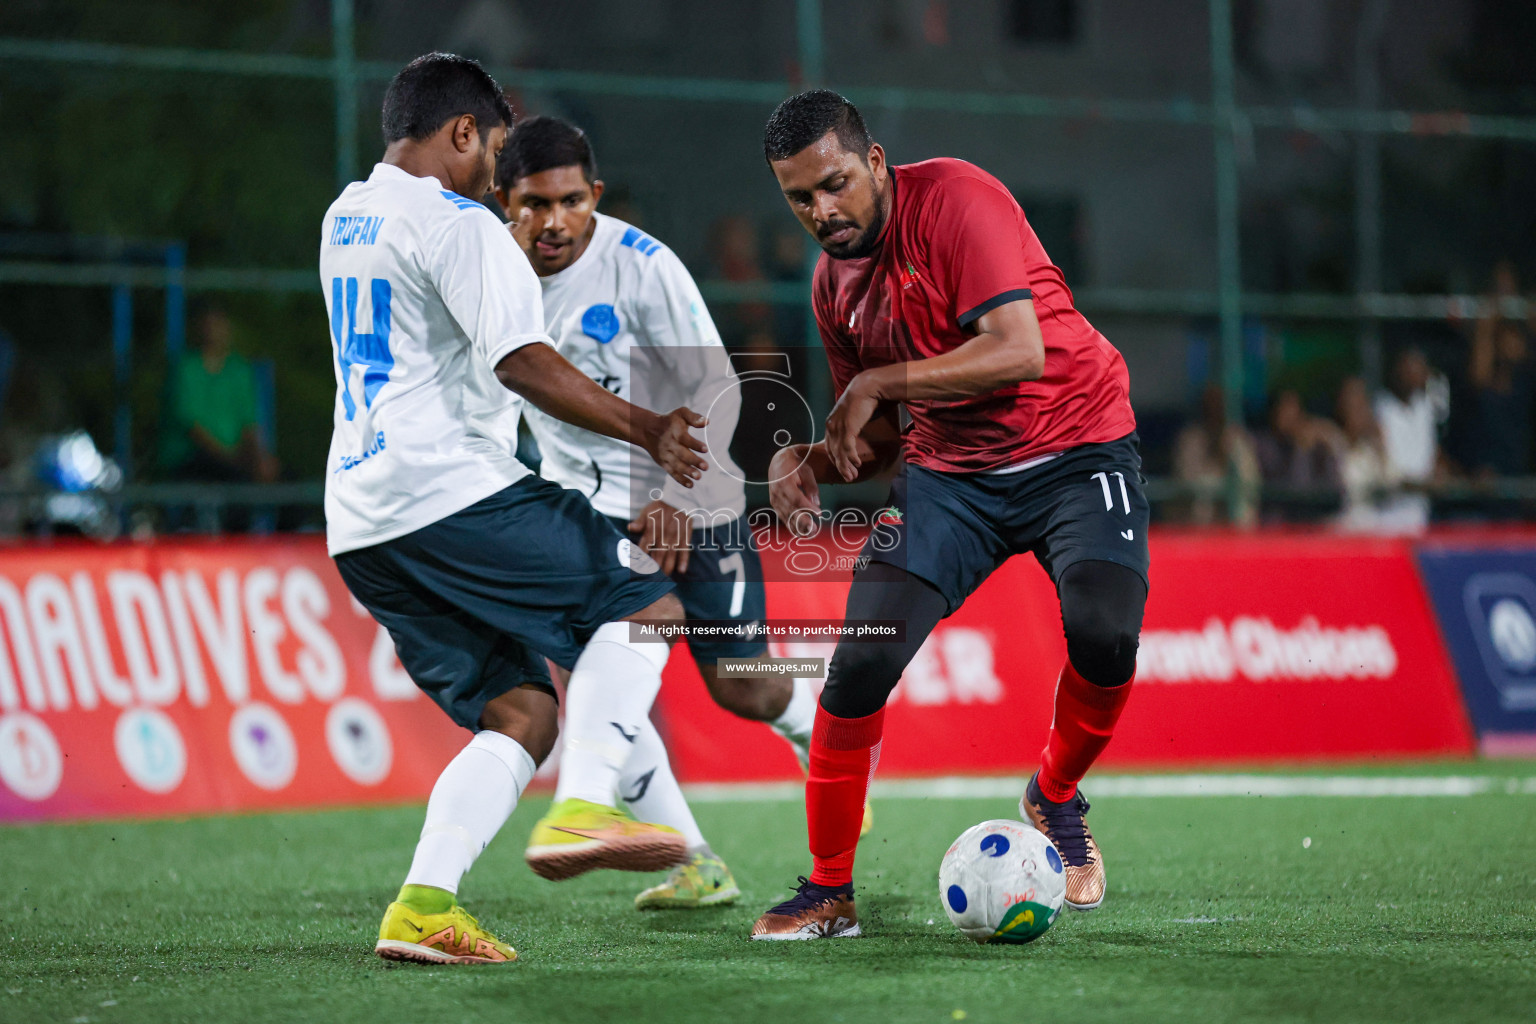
320,163,551,555
526,212,746,524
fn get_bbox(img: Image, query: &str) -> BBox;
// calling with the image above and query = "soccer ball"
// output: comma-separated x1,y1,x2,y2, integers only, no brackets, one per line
939,819,1066,944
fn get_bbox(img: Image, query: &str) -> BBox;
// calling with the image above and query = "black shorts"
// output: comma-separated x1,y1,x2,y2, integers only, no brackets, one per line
336,477,674,731
864,432,1151,614
607,515,768,664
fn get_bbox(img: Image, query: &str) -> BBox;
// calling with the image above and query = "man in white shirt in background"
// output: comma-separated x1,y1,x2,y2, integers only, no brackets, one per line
323,54,712,965
493,117,864,912
1373,346,1449,533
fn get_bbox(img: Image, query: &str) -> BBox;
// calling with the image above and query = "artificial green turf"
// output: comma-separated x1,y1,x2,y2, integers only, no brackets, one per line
4,764,1535,1024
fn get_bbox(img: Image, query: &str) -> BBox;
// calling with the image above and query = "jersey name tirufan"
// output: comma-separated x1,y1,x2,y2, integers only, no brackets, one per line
321,162,552,555
526,211,746,523
813,159,1136,473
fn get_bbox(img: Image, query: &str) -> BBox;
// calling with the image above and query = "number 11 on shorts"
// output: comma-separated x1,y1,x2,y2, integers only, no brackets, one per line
1091,471,1130,515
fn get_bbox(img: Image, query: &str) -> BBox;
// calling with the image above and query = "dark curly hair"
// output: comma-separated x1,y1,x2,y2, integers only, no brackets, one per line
762,89,872,163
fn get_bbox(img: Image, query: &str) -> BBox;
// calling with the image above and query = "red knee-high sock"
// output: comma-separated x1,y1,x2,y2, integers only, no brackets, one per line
1038,661,1133,802
806,704,885,887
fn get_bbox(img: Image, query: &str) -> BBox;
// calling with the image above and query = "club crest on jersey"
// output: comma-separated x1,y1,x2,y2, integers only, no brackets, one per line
582,303,621,343
901,259,921,290
875,505,904,525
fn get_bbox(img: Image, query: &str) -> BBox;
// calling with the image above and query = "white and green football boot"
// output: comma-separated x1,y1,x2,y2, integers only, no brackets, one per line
634,851,741,910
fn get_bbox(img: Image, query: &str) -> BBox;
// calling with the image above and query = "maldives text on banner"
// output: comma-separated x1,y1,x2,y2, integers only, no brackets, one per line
0,541,465,821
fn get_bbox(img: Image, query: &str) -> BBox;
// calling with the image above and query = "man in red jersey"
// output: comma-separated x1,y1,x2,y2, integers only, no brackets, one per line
749,90,1148,940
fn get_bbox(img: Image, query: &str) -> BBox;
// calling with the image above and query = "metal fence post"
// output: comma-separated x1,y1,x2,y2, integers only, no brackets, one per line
796,0,831,425
1355,0,1389,389
112,284,133,479
332,0,357,195
1209,0,1245,520
165,241,187,359
797,0,825,86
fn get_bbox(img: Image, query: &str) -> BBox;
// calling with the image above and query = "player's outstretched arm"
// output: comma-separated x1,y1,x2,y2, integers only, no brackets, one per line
495,342,709,487
769,406,900,534
823,298,1044,480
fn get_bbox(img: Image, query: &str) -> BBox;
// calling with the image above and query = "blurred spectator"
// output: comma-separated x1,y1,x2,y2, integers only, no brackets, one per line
1172,384,1259,526
1465,288,1534,478
599,183,644,229
1254,388,1342,522
1373,347,1448,531
708,214,771,346
710,214,763,284
769,226,809,350
0,363,65,537
159,305,279,484
1333,376,1423,534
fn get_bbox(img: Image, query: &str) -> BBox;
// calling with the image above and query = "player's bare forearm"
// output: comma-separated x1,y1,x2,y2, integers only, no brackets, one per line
798,439,895,484
495,343,650,442
820,379,907,482
769,420,900,534
857,298,1046,402
790,406,901,485
494,343,708,484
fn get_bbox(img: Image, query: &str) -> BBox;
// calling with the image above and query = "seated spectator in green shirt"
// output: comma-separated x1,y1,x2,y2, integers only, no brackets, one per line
160,305,279,483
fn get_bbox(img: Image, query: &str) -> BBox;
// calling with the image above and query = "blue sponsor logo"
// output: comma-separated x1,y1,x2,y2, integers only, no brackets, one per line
979,834,1010,857
336,431,387,473
582,303,621,343
1418,547,1536,736
1046,845,1063,873
946,884,968,913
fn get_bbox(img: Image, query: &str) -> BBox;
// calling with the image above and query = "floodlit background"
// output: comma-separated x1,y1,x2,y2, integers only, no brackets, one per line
1,0,1534,534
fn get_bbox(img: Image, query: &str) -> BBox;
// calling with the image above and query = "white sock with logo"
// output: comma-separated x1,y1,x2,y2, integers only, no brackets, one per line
619,720,708,852
404,730,537,894
769,676,818,771
553,621,671,807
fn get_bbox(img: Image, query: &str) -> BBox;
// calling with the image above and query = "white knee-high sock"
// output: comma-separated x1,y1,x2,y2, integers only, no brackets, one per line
404,730,537,894
553,621,671,807
619,721,707,852
769,676,818,770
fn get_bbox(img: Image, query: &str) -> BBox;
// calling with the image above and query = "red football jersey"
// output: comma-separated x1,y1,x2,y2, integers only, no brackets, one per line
813,158,1135,473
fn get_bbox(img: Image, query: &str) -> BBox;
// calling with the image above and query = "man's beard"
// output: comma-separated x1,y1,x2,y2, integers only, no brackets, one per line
817,192,889,260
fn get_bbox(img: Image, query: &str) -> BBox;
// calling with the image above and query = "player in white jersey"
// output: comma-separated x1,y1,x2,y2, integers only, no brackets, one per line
323,54,711,966
492,118,864,910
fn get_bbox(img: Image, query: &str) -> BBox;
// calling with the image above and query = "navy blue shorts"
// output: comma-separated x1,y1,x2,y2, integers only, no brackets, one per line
864,433,1151,614
336,477,674,731
607,516,768,664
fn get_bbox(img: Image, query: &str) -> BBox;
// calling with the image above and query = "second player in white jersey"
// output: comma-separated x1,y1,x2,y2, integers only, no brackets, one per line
524,209,746,525
492,116,847,913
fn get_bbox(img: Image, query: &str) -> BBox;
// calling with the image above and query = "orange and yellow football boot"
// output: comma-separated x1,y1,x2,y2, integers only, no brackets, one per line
525,798,688,881
375,900,516,965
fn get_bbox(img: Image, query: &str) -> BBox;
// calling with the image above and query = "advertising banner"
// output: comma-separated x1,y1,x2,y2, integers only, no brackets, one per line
0,540,465,821
1416,541,1536,755
0,532,1480,820
655,532,1475,781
